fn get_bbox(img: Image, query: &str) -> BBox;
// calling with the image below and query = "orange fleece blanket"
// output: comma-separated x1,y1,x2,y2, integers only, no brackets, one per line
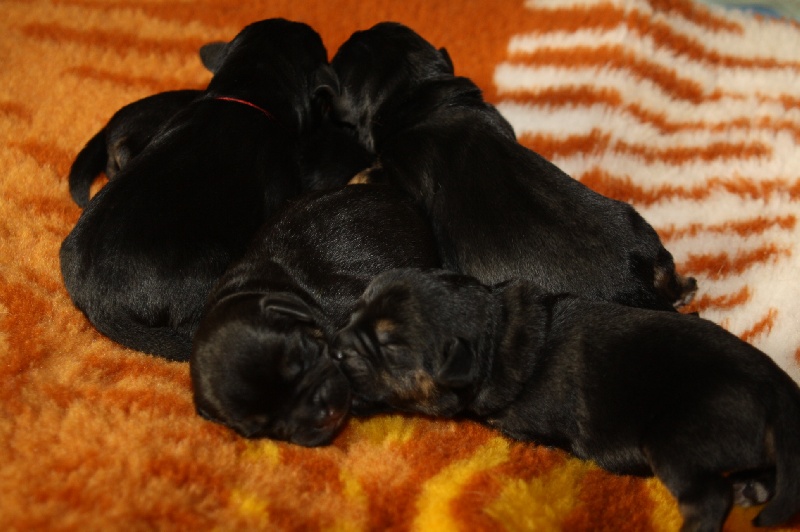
2,0,799,530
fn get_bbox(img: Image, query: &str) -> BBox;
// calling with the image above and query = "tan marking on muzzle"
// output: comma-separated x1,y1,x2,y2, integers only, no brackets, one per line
383,369,437,406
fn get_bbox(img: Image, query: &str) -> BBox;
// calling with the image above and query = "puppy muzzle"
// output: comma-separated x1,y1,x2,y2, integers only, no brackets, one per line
283,363,352,446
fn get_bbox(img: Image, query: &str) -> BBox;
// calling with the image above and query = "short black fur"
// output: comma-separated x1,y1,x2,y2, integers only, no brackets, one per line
68,89,202,208
331,22,696,310
335,268,800,531
190,185,440,446
60,19,367,361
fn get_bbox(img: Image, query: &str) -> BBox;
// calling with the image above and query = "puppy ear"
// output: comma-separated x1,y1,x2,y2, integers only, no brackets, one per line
313,64,340,100
435,337,476,388
261,293,316,324
199,41,229,74
438,47,455,74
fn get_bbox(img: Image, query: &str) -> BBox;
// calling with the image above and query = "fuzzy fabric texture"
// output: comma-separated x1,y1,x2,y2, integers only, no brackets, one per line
1,0,799,530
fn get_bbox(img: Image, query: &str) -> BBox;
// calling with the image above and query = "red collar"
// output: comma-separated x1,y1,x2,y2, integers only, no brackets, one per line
214,96,276,122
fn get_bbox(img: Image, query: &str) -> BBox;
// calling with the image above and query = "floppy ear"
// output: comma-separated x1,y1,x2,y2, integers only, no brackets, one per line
199,41,229,74
313,64,340,100
438,47,455,74
260,293,316,324
435,337,476,388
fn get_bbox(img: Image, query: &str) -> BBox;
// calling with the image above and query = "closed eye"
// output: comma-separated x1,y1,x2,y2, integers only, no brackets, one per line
382,343,414,368
280,337,318,381
380,341,405,353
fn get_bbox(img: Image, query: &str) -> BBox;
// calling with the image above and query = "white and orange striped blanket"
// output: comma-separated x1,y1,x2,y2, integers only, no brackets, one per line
495,0,800,384
1,0,798,529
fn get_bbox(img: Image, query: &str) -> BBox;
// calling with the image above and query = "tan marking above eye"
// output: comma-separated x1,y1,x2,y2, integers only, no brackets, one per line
374,318,397,343
374,318,395,333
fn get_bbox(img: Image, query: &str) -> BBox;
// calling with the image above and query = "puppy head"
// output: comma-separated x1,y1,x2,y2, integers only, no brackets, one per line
205,18,336,131
330,22,454,151
190,292,351,447
333,268,489,417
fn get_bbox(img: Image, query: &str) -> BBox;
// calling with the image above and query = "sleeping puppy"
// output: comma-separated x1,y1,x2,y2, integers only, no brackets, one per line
68,41,371,208
68,89,201,207
60,19,346,361
190,185,440,445
67,42,231,208
333,267,800,531
331,22,696,311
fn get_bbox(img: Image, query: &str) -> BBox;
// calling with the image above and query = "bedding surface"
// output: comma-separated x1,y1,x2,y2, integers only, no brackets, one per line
1,0,798,529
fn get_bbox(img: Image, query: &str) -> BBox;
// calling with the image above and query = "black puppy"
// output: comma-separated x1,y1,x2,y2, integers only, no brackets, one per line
60,19,348,361
334,268,800,531
67,43,231,208
331,22,696,311
68,89,201,207
190,185,440,446
68,40,371,209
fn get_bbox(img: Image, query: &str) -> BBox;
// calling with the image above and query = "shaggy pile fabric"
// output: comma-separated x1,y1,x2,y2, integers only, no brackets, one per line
1,0,799,530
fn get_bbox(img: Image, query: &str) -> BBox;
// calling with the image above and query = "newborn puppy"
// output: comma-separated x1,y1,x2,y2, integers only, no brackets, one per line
191,185,440,445
60,19,342,361
331,22,695,311
334,268,800,531
67,42,232,208
68,89,200,207
68,40,370,208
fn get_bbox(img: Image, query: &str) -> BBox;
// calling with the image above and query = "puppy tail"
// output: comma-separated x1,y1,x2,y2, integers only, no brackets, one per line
754,381,800,527
68,129,107,208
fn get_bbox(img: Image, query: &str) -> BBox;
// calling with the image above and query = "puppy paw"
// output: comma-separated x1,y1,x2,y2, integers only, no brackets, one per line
673,274,698,308
730,469,775,507
732,479,772,507
655,266,698,309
